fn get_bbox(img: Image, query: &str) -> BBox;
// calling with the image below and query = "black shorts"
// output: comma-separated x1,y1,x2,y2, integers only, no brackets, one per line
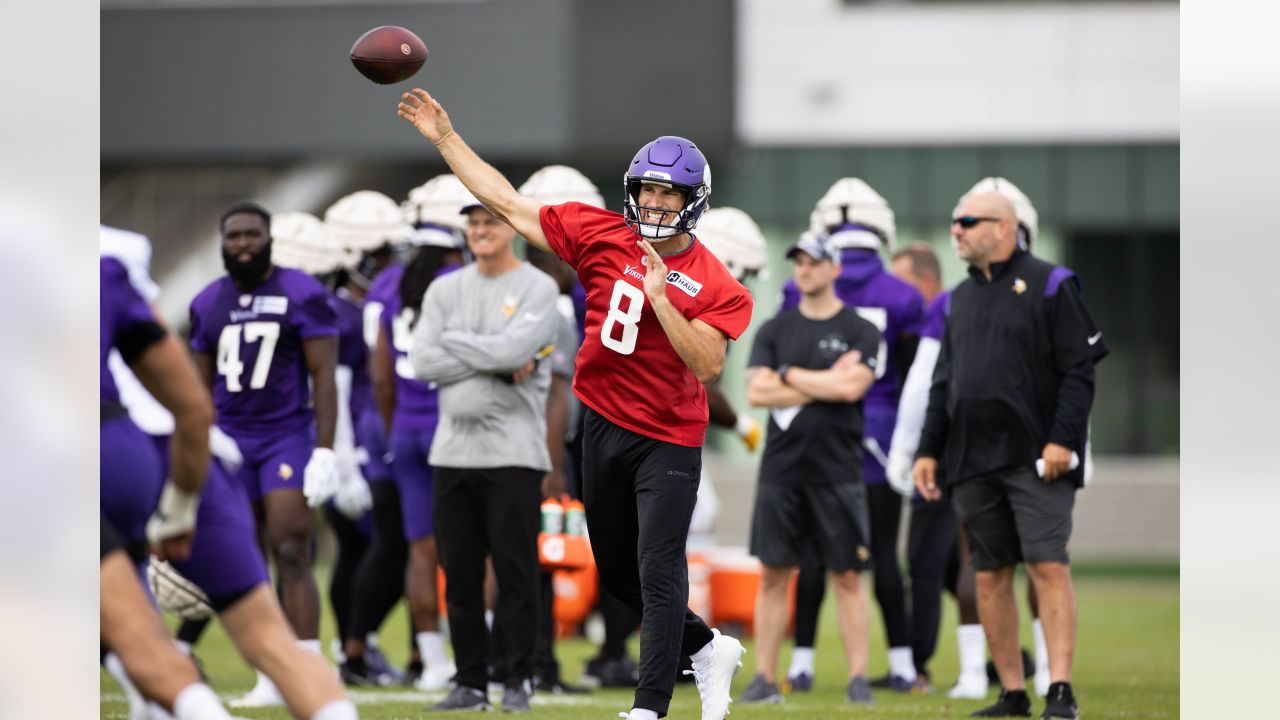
951,465,1076,571
749,481,872,572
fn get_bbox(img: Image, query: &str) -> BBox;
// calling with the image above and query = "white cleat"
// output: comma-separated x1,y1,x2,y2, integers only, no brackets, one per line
947,673,990,700
229,673,284,708
685,628,745,720
414,660,457,692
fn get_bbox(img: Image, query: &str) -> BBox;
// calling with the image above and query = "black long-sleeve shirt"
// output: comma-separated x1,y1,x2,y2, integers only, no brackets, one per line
917,247,1108,487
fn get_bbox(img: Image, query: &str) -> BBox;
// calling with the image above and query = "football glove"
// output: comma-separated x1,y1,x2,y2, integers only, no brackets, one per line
333,470,373,520
303,447,340,508
734,414,763,453
209,425,244,474
145,481,200,547
147,558,213,620
885,447,916,498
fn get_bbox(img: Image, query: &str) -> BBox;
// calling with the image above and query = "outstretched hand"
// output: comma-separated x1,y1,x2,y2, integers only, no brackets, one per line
397,88,455,146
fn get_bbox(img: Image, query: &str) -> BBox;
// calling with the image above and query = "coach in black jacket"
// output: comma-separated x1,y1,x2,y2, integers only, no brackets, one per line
913,192,1107,720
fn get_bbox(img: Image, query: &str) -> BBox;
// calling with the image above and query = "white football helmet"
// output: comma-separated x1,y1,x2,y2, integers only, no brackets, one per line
401,174,477,242
695,207,768,283
961,176,1039,248
808,177,896,251
518,165,605,208
324,190,411,258
146,558,214,620
270,212,342,275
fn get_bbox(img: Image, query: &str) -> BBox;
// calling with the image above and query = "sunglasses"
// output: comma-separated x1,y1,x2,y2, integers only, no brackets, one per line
952,216,1002,229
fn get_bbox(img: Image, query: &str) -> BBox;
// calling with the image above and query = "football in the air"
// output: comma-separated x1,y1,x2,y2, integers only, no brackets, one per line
349,26,427,85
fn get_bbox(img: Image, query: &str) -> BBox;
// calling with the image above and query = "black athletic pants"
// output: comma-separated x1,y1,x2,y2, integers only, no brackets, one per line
581,408,714,717
907,496,958,677
433,465,542,692
346,480,409,643
324,504,370,643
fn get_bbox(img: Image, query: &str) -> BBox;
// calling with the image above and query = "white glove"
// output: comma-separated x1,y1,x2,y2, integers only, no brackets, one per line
885,447,916,498
209,425,243,475
333,469,373,520
1035,452,1080,478
303,447,340,507
146,482,200,546
734,414,763,452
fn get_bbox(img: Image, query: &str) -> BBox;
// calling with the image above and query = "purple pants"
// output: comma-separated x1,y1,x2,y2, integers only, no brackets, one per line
171,458,270,601
391,424,437,541
101,417,164,548
226,426,314,502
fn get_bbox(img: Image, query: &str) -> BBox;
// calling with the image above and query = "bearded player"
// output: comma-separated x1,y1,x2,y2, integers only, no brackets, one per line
398,89,753,720
187,201,341,707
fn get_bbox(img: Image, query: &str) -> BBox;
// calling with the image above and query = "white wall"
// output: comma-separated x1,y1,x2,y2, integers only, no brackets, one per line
738,1,1178,144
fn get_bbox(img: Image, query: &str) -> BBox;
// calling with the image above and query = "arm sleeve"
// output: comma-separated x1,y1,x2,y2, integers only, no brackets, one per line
888,337,940,458
539,202,584,268
295,288,340,339
439,278,560,372
410,281,477,385
917,321,952,460
695,285,754,342
1047,273,1108,450
746,319,777,369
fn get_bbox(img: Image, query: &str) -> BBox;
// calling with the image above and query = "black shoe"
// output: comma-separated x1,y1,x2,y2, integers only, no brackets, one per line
339,658,383,687
1040,682,1078,719
428,685,492,711
404,659,425,688
501,681,532,713
583,655,639,688
868,673,915,692
533,674,591,694
971,689,1032,717
987,648,1035,683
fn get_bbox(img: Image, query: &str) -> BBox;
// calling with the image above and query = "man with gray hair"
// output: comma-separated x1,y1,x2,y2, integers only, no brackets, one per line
409,198,560,713
914,191,1107,720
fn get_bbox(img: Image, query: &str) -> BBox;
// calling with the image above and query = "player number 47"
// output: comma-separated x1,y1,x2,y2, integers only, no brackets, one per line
217,321,280,392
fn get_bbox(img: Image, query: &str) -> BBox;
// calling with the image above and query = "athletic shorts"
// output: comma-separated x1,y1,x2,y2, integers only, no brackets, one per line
226,426,314,502
392,425,437,541
101,416,164,549
749,481,872,572
357,410,392,482
951,465,1077,571
171,459,270,608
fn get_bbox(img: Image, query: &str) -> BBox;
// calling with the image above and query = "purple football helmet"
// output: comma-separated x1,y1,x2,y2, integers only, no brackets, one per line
622,136,712,239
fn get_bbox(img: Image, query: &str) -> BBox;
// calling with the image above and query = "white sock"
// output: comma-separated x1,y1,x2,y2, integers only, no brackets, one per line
484,610,494,630
365,632,380,649
788,647,815,676
957,624,987,676
310,699,358,720
888,646,917,682
690,637,715,664
174,640,194,656
173,683,232,720
415,631,450,666
1032,619,1049,671
628,709,659,720
298,638,323,656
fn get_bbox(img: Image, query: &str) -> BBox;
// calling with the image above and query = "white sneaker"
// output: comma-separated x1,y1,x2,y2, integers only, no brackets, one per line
414,660,457,692
1034,665,1050,698
229,673,284,708
684,628,745,720
947,672,989,700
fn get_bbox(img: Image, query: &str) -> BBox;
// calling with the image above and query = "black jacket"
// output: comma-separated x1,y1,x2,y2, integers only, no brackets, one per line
918,247,1108,487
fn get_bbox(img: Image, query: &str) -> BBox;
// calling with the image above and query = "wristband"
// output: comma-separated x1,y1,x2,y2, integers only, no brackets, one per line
777,364,792,385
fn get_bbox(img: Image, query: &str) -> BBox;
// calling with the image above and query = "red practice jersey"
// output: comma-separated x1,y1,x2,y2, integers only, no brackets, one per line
541,202,754,447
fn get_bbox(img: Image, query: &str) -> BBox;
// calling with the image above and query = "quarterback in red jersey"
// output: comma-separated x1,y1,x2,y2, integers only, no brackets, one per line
398,88,752,720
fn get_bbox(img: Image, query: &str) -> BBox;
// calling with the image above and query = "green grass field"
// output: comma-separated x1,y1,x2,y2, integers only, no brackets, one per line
101,566,1178,719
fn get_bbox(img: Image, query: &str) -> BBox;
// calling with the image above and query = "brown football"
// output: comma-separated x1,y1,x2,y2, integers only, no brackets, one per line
349,26,427,85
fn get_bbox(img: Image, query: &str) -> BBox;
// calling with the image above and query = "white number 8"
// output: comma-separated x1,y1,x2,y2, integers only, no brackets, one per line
600,280,644,355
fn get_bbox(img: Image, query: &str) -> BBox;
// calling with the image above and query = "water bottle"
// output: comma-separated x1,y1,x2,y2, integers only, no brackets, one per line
541,498,564,534
564,499,586,537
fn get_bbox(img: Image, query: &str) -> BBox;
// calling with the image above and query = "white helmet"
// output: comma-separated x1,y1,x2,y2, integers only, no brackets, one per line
270,212,341,275
402,174,478,241
695,207,768,283
324,190,411,259
518,165,605,208
961,176,1039,247
808,178,896,252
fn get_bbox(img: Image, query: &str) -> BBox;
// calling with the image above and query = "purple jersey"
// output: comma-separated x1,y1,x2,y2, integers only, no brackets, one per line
333,289,373,424
189,267,338,437
921,289,952,341
781,248,924,482
380,263,461,430
101,257,161,405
